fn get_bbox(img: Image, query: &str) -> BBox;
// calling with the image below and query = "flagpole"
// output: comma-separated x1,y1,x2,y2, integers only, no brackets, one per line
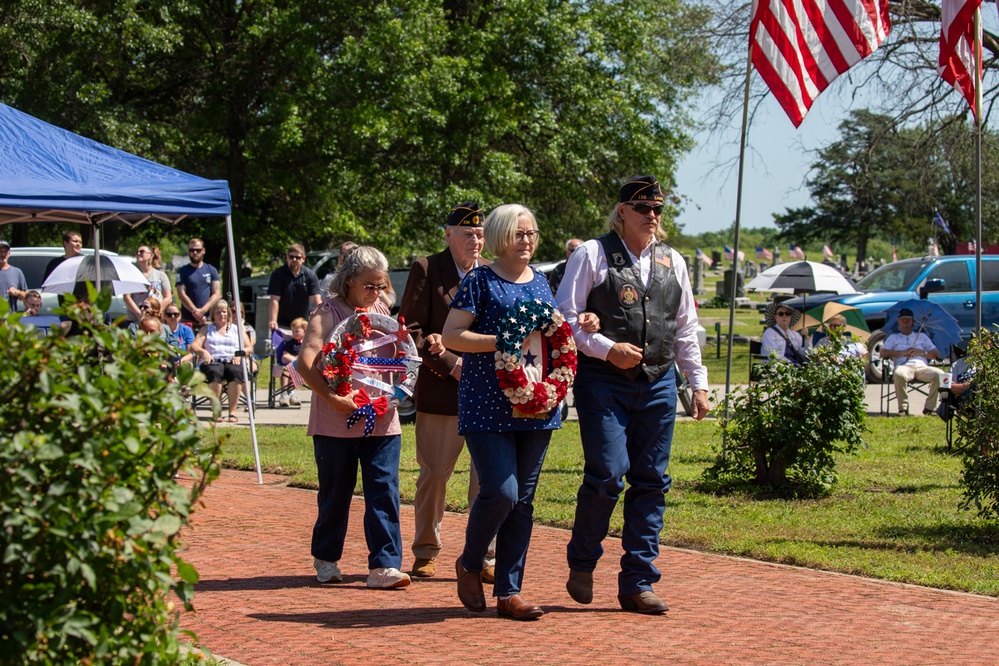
974,8,983,333
723,39,755,445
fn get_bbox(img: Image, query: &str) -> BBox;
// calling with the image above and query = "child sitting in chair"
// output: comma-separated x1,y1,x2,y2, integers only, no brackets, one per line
279,317,307,406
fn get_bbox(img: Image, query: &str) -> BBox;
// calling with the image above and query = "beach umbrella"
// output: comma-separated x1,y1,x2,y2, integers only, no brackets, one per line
797,302,870,341
746,260,858,295
883,299,961,358
42,254,148,297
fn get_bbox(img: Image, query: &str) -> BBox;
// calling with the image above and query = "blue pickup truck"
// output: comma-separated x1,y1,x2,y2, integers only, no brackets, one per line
780,255,999,381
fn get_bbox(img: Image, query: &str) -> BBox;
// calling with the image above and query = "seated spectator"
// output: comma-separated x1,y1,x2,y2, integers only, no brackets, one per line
126,297,176,346
189,300,253,423
762,302,807,366
879,307,945,416
277,317,307,407
814,314,867,359
163,304,195,365
18,290,62,333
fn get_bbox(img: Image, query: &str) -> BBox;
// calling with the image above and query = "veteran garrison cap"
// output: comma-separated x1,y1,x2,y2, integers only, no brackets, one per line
619,175,664,203
447,202,485,227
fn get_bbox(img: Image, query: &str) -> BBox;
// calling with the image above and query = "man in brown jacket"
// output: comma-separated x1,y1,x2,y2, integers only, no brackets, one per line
398,202,495,582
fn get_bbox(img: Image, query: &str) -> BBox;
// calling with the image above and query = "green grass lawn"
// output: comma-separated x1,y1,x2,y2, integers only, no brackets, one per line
211,415,999,597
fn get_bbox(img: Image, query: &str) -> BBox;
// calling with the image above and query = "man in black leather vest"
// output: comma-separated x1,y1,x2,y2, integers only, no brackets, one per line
555,176,710,614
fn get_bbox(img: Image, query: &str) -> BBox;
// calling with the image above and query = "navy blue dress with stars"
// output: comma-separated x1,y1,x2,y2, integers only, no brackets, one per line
450,266,563,435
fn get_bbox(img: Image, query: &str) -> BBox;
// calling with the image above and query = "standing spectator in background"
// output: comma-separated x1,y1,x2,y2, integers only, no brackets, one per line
176,238,221,328
268,243,322,332
125,245,173,321
398,201,495,582
43,231,83,282
547,238,583,295
0,240,27,309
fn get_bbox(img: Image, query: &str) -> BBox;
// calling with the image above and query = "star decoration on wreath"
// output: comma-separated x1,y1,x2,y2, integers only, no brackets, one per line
494,299,577,416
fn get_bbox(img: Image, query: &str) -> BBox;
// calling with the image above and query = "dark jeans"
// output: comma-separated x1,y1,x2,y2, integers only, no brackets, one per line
311,434,402,570
460,429,551,597
566,366,677,596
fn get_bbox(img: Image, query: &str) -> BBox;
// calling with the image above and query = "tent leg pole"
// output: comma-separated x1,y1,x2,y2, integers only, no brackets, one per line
224,214,262,484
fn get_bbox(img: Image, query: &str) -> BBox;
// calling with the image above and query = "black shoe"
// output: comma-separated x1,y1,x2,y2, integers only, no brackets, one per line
923,408,936,416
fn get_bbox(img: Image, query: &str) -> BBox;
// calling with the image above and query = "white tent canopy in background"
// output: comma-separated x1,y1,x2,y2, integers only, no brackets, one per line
0,102,263,483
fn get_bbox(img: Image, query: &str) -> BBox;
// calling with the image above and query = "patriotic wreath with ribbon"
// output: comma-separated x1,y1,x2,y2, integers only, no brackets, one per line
322,310,421,435
495,299,577,416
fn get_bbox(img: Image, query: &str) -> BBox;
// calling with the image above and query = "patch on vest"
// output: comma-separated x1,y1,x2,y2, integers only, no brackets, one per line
618,284,640,308
654,247,671,269
610,251,627,267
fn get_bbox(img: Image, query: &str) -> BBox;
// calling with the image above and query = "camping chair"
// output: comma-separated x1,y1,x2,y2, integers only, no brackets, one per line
190,352,258,414
268,329,306,407
748,340,768,384
879,359,932,416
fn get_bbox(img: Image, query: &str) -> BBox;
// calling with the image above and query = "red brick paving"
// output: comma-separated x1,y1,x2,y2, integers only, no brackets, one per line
180,470,999,665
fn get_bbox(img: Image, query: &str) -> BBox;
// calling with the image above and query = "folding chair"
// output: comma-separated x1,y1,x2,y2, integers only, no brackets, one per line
748,340,767,384
879,359,931,415
268,329,305,407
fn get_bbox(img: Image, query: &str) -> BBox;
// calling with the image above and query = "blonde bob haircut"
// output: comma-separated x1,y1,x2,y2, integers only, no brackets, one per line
604,203,669,242
484,204,537,256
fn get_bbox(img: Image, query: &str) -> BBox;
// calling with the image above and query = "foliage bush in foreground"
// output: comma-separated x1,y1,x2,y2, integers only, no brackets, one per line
958,329,999,519
0,294,221,664
706,337,867,496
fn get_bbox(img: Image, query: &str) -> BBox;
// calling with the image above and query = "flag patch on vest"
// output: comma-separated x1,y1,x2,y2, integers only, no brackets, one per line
654,247,671,269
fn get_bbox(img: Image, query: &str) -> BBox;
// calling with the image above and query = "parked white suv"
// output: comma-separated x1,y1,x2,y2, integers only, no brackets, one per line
7,247,131,317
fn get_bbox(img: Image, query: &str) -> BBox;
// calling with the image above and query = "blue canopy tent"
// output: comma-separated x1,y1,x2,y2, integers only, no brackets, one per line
0,102,263,481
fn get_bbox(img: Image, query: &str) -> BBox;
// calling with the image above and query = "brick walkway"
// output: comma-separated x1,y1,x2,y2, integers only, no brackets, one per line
179,470,999,665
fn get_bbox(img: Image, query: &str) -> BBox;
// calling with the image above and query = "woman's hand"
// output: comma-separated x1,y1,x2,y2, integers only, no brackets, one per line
426,333,446,356
325,389,361,415
578,311,600,333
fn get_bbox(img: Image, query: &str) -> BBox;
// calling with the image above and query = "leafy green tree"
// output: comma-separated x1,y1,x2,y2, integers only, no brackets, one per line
773,111,999,261
958,330,999,520
0,0,720,268
0,294,221,663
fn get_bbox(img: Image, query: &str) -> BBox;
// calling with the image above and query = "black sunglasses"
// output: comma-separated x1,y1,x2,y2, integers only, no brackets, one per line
627,202,664,216
165,311,181,317
188,247,204,253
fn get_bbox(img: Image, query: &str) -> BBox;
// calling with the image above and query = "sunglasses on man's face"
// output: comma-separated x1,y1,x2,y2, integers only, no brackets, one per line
188,248,204,254
287,254,305,261
627,202,664,216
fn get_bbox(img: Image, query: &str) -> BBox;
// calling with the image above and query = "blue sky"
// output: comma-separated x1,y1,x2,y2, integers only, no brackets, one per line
675,91,844,236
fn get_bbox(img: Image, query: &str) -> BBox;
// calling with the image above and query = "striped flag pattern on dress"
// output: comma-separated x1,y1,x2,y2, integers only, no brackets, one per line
939,0,982,114
751,0,892,127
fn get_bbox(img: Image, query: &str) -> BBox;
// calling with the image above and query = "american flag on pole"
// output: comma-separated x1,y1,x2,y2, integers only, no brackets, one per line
938,0,983,114
696,248,713,266
755,245,774,260
789,244,806,259
822,244,834,259
933,211,952,235
751,0,892,127
724,246,745,262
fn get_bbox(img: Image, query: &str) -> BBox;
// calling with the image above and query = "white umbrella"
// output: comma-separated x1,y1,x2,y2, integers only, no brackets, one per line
42,254,148,296
746,260,858,295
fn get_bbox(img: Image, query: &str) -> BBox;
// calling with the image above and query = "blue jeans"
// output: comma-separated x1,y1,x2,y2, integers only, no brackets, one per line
460,430,551,598
566,366,676,596
311,434,402,570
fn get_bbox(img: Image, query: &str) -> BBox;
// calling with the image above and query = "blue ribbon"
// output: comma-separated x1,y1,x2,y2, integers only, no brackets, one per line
347,404,377,436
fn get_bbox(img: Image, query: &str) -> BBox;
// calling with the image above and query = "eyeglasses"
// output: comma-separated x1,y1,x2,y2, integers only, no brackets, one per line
287,254,305,261
139,304,153,311
188,247,204,254
361,284,389,292
627,202,664,216
515,230,540,243
136,250,148,256
165,312,181,318
776,311,793,317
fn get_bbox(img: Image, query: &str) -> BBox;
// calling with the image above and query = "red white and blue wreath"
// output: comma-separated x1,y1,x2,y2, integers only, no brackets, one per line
495,299,577,416
321,310,421,435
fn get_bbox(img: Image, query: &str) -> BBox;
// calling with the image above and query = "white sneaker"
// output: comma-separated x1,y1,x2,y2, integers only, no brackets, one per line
278,397,289,407
366,567,411,589
314,558,343,583
288,394,301,406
